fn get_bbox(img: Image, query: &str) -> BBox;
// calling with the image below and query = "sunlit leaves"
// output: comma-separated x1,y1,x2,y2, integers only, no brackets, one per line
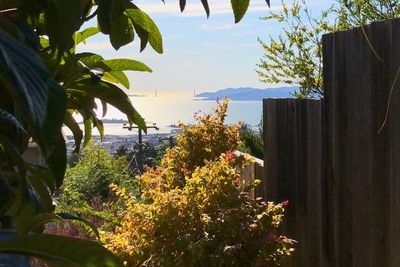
257,0,329,98
69,78,146,131
125,4,163,53
105,100,294,266
92,59,152,73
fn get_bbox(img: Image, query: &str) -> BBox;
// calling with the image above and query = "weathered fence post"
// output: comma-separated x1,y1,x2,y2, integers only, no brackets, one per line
323,18,400,267
263,99,323,267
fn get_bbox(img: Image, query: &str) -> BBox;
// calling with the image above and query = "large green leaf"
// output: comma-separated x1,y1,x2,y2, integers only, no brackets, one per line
19,212,64,234
73,27,100,46
82,111,93,148
0,29,49,130
125,4,163,53
0,28,67,187
109,14,134,50
96,0,113,34
102,71,130,89
70,78,146,131
46,0,83,53
231,0,250,23
0,234,123,267
64,111,83,153
76,52,104,67
38,81,67,187
93,59,152,73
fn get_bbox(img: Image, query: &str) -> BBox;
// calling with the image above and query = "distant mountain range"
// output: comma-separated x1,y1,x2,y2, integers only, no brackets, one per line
196,86,297,101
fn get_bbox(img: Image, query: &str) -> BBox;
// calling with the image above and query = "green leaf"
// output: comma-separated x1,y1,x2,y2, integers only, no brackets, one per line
93,59,152,73
46,0,82,53
64,111,83,153
0,28,67,187
70,78,146,131
66,90,97,110
76,52,104,67
0,29,49,130
0,234,123,267
27,164,56,195
109,14,134,50
38,82,67,188
73,27,100,46
93,117,104,141
132,24,149,52
57,212,100,240
19,212,64,234
102,71,130,89
97,0,113,34
101,100,108,117
83,113,92,148
231,0,250,23
125,4,163,53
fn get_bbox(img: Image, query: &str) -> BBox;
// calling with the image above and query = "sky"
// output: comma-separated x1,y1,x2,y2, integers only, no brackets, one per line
77,0,331,93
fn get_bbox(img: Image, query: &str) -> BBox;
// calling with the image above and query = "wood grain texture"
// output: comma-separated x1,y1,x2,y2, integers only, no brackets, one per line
262,18,400,267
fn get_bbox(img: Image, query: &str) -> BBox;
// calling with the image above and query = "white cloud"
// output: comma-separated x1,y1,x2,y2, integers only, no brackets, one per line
199,23,241,30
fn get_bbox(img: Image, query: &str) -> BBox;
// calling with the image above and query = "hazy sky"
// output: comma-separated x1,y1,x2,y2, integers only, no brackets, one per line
77,0,331,93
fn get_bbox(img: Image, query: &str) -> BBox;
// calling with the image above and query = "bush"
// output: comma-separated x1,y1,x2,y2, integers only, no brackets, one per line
238,124,264,159
161,98,241,187
104,99,294,266
60,145,137,202
57,144,139,229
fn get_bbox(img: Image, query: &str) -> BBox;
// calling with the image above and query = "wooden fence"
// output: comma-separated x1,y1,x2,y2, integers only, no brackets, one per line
263,99,323,267
263,18,400,267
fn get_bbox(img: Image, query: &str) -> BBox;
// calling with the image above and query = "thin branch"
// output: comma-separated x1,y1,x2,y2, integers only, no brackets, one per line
378,65,400,133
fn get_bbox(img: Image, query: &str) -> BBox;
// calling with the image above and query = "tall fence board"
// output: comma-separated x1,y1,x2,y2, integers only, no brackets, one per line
264,99,323,267
263,18,400,267
323,18,400,267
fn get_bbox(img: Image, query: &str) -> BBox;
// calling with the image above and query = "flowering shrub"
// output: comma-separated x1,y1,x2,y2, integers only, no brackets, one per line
104,99,294,266
161,98,241,186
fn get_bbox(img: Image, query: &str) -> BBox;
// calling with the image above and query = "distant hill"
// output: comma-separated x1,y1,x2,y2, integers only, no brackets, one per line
196,86,297,100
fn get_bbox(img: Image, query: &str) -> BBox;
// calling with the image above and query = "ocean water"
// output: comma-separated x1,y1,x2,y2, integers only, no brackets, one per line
64,92,263,136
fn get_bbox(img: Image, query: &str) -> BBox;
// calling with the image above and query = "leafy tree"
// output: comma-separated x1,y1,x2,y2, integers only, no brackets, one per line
0,0,269,266
339,0,400,27
256,0,400,98
256,0,339,98
60,144,138,203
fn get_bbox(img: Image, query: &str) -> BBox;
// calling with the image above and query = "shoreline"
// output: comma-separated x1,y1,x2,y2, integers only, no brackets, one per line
66,133,173,154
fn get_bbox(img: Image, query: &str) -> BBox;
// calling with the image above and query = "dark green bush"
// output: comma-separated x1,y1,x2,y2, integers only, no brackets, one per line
58,144,138,210
238,124,264,159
